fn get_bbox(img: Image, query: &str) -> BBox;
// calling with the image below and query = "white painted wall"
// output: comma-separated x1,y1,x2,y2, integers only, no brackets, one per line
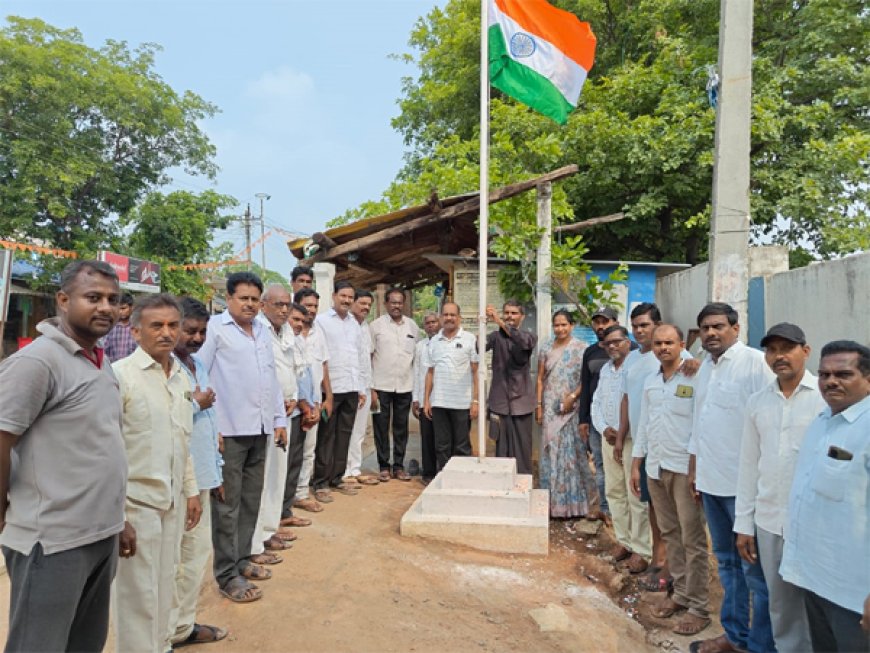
655,262,709,340
765,251,870,370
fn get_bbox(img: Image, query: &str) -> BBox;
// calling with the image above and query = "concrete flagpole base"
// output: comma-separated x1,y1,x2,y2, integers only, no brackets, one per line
400,457,549,555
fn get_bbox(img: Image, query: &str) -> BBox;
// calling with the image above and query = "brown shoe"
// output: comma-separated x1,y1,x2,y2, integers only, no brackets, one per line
689,634,747,653
393,469,412,481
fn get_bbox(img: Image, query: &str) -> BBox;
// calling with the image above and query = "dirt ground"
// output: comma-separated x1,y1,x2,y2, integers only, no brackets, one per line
0,478,721,653
0,426,725,653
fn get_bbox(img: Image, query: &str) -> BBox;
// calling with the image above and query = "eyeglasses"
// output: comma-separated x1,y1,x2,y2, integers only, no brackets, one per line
603,338,628,347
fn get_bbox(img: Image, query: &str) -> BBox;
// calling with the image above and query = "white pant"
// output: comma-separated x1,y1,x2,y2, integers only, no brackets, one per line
296,422,318,500
250,434,289,555
344,392,371,477
170,491,211,644
602,436,652,559
113,497,183,653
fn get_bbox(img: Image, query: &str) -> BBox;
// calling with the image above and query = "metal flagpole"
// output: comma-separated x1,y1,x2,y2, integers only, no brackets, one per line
477,0,489,461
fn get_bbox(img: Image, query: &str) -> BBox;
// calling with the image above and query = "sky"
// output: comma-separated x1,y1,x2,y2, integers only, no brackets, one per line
2,0,445,279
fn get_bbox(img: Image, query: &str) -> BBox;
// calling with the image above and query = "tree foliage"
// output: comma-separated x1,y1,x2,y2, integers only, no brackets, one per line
359,0,868,269
0,17,218,253
123,190,237,297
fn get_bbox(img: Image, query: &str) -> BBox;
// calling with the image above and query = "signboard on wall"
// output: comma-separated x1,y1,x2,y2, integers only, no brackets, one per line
98,251,161,293
0,249,12,321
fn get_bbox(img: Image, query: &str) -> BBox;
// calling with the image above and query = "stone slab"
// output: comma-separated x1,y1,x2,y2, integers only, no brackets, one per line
438,456,517,491
401,481,549,556
421,486,532,519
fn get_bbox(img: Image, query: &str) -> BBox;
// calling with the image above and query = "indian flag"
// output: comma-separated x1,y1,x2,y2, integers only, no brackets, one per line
488,0,597,124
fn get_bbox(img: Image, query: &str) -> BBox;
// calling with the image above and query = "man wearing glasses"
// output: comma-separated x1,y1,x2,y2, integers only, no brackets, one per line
592,325,648,570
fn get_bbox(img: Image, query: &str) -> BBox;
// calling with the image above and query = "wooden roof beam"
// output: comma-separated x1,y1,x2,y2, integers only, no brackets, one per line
307,165,579,263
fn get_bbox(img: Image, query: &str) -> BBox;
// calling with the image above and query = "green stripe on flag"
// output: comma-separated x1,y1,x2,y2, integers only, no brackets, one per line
488,25,574,125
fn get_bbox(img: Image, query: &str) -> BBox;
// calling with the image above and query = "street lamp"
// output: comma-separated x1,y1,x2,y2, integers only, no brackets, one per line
254,193,270,271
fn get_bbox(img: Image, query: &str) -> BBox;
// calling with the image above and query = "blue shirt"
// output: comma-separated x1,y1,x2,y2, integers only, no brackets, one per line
196,311,287,437
180,354,223,490
780,394,870,614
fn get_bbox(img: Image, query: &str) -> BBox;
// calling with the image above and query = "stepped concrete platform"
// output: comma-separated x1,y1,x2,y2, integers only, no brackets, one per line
400,457,549,555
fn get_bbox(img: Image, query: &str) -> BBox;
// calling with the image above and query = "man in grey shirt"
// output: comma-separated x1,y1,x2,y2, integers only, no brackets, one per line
0,260,132,652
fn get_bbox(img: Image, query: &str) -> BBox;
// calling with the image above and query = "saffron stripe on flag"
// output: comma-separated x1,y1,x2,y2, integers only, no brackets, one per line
488,7,588,106
493,0,596,71
489,25,575,124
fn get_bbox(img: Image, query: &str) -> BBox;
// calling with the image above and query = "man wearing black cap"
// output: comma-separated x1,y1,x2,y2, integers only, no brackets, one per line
578,306,621,516
734,323,823,653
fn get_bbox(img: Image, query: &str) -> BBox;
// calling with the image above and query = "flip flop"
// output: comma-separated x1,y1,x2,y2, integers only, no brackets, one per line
356,474,380,485
293,497,324,513
652,597,687,619
673,614,711,636
378,470,391,482
640,567,674,592
219,577,262,603
174,623,229,647
249,552,282,566
241,563,272,581
280,515,312,527
264,537,293,551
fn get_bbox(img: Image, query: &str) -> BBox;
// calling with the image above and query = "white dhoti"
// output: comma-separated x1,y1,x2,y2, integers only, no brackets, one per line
250,437,290,555
344,392,371,478
170,490,211,644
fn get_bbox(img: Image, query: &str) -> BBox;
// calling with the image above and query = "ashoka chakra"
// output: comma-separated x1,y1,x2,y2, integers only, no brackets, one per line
509,32,536,58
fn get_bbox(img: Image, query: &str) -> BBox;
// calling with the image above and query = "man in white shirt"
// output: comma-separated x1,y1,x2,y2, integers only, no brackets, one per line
423,302,479,471
631,324,710,637
780,340,870,652
688,303,775,653
592,325,650,574
313,281,366,503
412,313,441,483
344,289,378,486
369,288,419,482
248,285,308,567
734,322,822,653
293,288,332,510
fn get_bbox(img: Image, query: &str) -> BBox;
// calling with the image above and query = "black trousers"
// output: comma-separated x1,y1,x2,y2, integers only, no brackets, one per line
3,536,117,653
491,412,534,475
372,390,412,471
804,590,869,653
313,391,358,489
212,434,266,588
419,411,437,479
431,407,472,472
281,414,305,518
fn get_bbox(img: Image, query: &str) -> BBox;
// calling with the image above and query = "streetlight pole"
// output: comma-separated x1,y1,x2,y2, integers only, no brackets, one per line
255,192,270,272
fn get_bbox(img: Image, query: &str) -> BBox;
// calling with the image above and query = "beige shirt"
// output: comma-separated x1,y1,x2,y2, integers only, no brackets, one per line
114,348,198,511
370,314,419,393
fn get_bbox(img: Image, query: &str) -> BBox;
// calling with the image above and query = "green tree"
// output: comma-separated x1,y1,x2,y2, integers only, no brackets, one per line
378,0,869,264
0,17,218,253
124,190,237,297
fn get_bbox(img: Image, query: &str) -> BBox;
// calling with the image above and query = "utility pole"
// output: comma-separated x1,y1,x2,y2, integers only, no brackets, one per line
708,0,753,333
243,203,253,270
255,192,270,272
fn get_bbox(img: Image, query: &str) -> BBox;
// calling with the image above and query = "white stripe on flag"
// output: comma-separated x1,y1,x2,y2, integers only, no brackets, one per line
489,1,588,105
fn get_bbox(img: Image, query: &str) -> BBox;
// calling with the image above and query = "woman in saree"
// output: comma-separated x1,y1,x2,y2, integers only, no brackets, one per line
536,309,602,519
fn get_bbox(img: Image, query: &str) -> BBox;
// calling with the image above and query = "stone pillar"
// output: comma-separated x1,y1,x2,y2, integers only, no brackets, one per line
312,262,335,314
